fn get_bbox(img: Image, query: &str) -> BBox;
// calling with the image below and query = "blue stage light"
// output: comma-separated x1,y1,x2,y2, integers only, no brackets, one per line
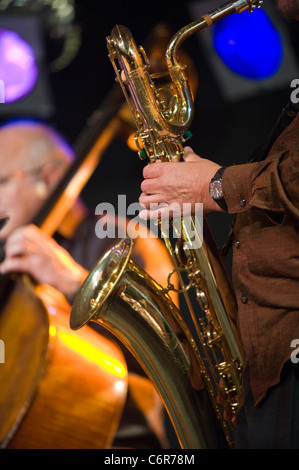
212,9,283,80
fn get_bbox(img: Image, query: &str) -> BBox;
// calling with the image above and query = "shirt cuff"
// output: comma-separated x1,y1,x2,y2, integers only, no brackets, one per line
222,163,257,213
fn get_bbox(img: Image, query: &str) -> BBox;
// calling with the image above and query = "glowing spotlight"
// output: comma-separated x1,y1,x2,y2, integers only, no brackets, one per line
0,28,38,103
212,9,283,80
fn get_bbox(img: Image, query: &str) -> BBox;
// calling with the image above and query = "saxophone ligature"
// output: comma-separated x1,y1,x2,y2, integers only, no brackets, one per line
71,0,263,449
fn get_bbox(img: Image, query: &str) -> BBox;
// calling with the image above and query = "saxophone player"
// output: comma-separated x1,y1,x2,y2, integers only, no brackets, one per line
139,0,299,449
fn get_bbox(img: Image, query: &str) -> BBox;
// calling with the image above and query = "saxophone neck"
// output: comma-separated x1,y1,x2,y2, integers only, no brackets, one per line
165,0,263,70
162,0,263,135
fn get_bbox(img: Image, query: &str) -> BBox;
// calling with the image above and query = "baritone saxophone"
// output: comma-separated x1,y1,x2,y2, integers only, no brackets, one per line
71,0,263,449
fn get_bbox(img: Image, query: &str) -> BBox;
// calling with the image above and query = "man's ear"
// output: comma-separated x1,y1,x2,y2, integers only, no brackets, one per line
34,180,48,199
39,161,65,193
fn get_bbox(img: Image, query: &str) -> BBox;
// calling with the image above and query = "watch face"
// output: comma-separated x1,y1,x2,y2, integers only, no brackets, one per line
209,180,223,200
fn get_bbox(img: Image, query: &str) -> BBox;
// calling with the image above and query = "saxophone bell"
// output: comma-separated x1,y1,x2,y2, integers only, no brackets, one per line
71,237,229,449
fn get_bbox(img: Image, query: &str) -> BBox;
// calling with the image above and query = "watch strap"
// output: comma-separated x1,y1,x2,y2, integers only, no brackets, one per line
210,166,228,211
211,166,226,183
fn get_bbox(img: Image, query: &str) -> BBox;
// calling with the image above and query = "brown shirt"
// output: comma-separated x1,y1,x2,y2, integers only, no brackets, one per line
222,111,299,406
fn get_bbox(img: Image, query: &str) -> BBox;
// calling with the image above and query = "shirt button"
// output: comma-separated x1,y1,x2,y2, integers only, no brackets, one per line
241,295,248,304
240,198,246,207
235,240,240,249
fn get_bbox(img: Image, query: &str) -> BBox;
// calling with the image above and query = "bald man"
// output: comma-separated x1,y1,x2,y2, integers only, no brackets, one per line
0,121,88,299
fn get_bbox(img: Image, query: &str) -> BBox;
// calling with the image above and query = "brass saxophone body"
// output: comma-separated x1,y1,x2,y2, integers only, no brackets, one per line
71,0,263,448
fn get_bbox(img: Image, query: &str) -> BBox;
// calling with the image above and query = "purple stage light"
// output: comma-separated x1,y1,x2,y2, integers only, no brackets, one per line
0,28,38,103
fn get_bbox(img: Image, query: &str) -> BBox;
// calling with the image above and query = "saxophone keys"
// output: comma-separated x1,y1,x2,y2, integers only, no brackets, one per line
196,289,209,311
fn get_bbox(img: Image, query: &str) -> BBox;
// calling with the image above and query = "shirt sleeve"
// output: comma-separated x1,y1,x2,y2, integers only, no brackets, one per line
221,115,299,219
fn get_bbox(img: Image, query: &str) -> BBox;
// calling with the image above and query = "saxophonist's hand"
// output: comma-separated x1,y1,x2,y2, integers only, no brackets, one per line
139,147,223,220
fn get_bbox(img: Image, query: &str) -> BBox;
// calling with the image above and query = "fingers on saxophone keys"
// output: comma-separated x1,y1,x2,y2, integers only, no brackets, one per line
140,178,154,194
139,192,163,206
139,202,182,221
184,146,193,153
142,162,165,179
139,206,168,221
138,196,167,220
139,209,151,220
183,146,200,162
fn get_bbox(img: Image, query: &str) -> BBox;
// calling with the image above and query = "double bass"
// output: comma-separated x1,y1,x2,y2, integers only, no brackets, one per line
0,86,129,449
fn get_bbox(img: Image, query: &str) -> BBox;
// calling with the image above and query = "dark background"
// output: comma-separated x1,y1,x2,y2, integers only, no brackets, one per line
0,0,298,252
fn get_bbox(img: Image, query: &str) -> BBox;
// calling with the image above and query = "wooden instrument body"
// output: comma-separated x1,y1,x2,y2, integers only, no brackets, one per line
0,276,128,449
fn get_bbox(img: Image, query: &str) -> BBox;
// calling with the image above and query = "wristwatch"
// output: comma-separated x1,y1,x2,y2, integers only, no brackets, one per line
209,167,228,211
